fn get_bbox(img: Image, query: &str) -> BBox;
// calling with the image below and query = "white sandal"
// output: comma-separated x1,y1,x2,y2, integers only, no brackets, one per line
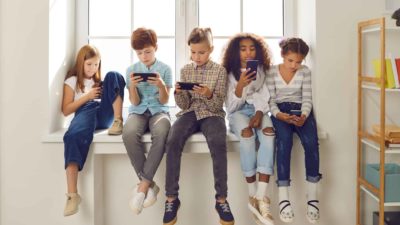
306,200,319,224
279,200,294,223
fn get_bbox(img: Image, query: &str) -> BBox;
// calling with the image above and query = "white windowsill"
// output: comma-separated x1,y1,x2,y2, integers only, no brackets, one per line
42,128,327,154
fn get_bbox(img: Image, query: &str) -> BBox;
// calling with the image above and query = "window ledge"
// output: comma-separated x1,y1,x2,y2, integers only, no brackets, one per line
42,128,327,154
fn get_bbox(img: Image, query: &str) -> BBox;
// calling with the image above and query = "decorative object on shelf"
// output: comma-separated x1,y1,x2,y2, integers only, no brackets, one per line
392,8,400,26
373,211,400,225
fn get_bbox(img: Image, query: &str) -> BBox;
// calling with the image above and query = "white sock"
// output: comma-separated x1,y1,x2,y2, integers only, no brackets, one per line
255,182,268,200
248,182,257,197
279,186,294,221
279,186,289,202
307,182,318,200
306,182,319,221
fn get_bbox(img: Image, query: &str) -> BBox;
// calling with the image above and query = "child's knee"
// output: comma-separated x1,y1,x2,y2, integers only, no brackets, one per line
262,126,275,136
241,127,253,138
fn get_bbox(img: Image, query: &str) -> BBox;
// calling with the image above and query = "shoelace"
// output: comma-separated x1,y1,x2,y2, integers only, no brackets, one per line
259,201,271,214
113,120,122,128
165,202,174,212
219,203,231,213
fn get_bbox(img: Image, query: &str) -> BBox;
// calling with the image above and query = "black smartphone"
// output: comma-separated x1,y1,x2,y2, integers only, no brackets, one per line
95,81,103,100
133,73,157,82
246,60,258,80
177,82,200,90
290,110,302,115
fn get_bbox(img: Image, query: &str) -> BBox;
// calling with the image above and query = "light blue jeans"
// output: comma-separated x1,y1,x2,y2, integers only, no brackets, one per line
228,103,275,177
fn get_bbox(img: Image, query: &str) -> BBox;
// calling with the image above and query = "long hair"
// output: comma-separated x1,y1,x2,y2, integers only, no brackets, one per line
221,33,271,81
65,45,102,93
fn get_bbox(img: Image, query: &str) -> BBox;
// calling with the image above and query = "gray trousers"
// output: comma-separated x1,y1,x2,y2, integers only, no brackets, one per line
165,111,228,199
122,111,171,184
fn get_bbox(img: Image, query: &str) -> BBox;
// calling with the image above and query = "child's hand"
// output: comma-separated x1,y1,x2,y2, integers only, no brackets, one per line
174,82,182,94
249,111,263,129
238,68,256,88
87,87,102,100
277,112,295,124
291,114,306,127
147,73,165,89
130,73,143,87
193,84,212,98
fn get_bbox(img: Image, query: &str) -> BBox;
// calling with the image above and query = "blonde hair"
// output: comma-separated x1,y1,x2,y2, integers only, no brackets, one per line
65,45,102,93
187,27,213,48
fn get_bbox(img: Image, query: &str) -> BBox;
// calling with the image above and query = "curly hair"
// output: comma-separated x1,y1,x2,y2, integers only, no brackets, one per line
221,33,271,81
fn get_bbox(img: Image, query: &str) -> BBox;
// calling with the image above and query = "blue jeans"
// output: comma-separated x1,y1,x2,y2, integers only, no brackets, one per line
63,71,125,171
228,103,275,177
271,102,322,187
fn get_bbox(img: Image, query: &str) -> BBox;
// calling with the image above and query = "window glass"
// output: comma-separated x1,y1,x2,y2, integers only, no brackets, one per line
89,0,131,36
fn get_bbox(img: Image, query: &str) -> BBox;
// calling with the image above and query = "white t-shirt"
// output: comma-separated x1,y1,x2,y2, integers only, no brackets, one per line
64,76,95,101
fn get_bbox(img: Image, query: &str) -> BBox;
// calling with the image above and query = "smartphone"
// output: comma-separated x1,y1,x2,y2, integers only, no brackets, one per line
95,81,103,100
290,110,302,115
133,73,157,82
246,60,258,80
177,82,200,90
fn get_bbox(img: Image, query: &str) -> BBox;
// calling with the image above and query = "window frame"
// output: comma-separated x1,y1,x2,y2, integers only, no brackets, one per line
76,0,293,75
76,0,293,110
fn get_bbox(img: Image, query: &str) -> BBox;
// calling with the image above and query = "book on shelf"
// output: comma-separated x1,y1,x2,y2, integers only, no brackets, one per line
396,58,400,80
390,55,400,88
372,58,396,88
372,124,400,138
387,142,400,148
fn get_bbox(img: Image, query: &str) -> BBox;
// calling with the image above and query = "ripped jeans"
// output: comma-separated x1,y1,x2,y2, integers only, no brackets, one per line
228,103,275,177
271,102,322,187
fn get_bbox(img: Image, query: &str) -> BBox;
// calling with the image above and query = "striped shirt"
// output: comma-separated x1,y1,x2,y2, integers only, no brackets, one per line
266,65,313,117
125,59,173,115
225,66,271,115
175,60,227,120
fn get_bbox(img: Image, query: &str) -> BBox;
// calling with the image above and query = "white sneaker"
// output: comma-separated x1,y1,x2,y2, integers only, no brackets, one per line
64,193,81,216
279,200,294,223
129,188,145,215
258,197,274,225
143,183,160,208
306,200,319,224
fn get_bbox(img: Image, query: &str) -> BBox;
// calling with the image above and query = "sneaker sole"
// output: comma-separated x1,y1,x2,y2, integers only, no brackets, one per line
306,213,319,224
279,214,294,223
163,217,177,225
248,203,274,225
215,209,234,225
219,219,235,225
108,130,122,135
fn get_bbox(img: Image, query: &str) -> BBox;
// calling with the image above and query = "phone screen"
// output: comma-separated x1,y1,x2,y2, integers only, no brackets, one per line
178,82,200,90
246,60,258,80
290,110,302,115
134,73,157,82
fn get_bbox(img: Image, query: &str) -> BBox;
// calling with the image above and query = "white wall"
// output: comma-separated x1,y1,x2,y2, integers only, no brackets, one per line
0,0,391,225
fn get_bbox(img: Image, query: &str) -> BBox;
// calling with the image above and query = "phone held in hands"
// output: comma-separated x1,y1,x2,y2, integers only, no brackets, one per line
177,82,200,90
246,60,258,80
290,110,302,116
133,73,157,82
94,81,103,101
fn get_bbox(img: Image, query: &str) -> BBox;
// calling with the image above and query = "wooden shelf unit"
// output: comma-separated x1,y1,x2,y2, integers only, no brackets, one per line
356,17,400,225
